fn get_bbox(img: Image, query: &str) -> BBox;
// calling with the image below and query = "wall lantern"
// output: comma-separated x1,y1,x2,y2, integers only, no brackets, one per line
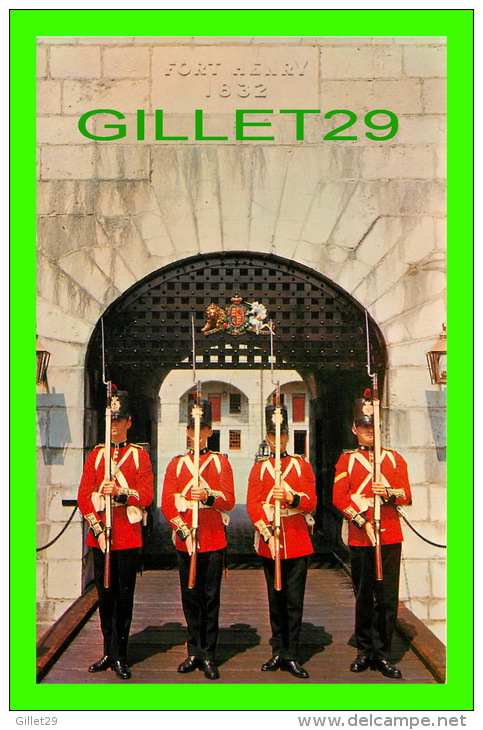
426,325,447,385
36,337,51,385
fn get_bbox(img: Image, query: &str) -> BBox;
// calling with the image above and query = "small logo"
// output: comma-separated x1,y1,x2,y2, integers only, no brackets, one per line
362,403,374,417
111,396,121,412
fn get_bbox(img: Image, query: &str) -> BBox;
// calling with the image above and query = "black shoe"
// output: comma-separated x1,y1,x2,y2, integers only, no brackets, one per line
200,659,220,680
280,659,309,678
261,655,281,672
350,654,371,673
111,660,131,680
371,658,402,679
177,656,199,673
88,655,111,673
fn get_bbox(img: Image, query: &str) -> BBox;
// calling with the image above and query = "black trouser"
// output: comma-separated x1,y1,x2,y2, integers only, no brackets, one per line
350,542,402,660
177,548,224,661
262,554,309,661
93,547,138,661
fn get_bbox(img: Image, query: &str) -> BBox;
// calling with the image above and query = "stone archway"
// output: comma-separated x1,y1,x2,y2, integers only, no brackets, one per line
84,251,387,561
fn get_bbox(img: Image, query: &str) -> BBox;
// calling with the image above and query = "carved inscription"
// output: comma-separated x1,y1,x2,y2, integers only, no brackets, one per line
152,46,318,111
165,61,309,100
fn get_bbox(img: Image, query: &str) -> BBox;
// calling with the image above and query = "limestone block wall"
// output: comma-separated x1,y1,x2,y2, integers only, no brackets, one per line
36,36,446,641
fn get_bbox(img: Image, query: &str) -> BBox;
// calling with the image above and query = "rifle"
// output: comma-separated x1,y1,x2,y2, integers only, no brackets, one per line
365,312,383,581
272,402,283,592
101,319,113,589
269,321,282,591
188,316,202,589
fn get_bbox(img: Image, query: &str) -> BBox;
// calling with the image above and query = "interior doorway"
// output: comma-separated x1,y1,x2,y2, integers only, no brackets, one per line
157,369,310,507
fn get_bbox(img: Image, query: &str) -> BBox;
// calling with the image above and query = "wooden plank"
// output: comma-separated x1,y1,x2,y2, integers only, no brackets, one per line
396,604,446,683
39,569,442,685
36,585,98,682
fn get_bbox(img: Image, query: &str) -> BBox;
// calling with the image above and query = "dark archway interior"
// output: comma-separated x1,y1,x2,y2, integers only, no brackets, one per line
85,252,386,564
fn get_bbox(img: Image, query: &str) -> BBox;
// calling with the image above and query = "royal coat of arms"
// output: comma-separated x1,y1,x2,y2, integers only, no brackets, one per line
201,296,273,336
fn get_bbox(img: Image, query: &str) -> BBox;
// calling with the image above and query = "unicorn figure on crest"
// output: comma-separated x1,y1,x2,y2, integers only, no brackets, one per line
247,301,269,333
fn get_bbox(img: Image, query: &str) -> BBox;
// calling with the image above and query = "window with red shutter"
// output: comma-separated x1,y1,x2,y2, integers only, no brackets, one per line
292,394,305,423
208,394,221,422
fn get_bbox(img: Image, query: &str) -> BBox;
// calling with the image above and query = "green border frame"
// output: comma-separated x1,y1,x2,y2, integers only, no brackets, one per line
11,8,473,713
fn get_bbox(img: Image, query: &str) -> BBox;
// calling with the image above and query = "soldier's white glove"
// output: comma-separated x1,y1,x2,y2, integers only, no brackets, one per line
272,485,285,502
364,521,376,547
185,534,194,556
191,485,208,502
100,479,119,496
97,532,107,553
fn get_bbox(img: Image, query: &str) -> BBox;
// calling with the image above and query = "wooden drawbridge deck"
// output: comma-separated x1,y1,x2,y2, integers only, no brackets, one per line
39,566,441,685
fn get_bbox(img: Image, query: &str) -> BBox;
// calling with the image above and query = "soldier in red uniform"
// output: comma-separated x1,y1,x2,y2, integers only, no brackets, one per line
333,391,412,679
77,390,154,680
162,400,235,680
246,405,317,679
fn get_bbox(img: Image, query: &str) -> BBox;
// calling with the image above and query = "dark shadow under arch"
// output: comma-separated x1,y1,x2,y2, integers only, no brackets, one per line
84,251,387,574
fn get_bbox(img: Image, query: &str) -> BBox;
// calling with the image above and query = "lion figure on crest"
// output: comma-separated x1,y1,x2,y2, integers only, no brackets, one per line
202,303,227,334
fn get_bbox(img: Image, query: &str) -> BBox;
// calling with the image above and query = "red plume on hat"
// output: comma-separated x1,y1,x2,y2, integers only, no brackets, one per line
363,388,372,400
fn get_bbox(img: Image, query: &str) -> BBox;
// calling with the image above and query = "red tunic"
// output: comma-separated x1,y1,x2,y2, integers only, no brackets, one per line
77,443,154,550
246,454,317,559
333,447,412,547
161,450,235,553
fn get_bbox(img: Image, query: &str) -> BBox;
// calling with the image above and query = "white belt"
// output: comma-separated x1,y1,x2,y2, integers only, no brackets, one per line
91,492,144,524
263,502,314,528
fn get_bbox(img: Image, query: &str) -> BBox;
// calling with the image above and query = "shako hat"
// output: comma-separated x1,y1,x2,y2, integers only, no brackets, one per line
110,390,131,420
265,404,289,434
187,398,212,429
353,388,374,426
